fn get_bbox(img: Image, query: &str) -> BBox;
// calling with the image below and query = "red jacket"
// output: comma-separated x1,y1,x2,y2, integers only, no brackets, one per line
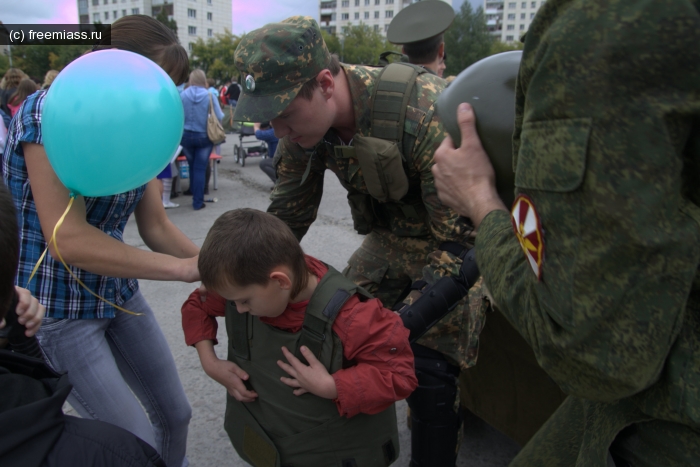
181,256,417,418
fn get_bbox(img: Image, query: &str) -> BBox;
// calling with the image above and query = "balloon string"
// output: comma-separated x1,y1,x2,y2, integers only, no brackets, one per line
26,194,142,316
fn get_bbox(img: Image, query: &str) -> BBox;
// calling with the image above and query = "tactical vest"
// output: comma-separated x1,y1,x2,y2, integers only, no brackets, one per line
223,265,400,467
337,62,433,236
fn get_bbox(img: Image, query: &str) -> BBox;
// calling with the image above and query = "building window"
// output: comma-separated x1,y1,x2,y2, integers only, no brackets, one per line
354,12,359,19
188,43,193,52
92,0,99,5
521,1,526,6
342,0,349,6
122,9,126,16
531,12,535,18
531,1,536,6
104,12,109,20
113,10,117,18
375,0,380,4
188,9,196,18
131,8,139,14
507,24,514,30
385,10,393,17
385,24,389,32
520,13,525,19
374,24,379,31
208,28,213,37
355,0,359,5
341,12,349,19
103,0,108,4
364,11,369,18
506,35,514,41
507,13,515,19
112,0,117,3
207,12,212,20
520,24,525,29
188,26,197,35
386,0,394,3
365,0,370,4
208,0,212,3
93,12,99,22
374,10,379,18
508,2,515,7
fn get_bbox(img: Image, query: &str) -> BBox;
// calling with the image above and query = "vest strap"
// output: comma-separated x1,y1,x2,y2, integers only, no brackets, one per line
228,301,250,360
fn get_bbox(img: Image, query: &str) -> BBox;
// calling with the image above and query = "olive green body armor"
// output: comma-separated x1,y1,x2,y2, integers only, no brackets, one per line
223,265,400,467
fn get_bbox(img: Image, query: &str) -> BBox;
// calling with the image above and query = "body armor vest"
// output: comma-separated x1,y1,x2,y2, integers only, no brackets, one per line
223,265,400,467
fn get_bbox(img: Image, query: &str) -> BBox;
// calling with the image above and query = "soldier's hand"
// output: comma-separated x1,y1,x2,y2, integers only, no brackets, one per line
278,346,338,399
203,358,258,402
432,103,506,228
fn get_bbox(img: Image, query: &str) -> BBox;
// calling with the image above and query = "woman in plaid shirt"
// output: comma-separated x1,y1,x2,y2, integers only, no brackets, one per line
2,16,198,467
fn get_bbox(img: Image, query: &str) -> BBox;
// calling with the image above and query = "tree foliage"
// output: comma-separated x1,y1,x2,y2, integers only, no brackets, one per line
154,1,178,35
490,38,524,55
189,29,241,83
321,30,342,56
444,2,494,77
5,44,89,80
340,23,397,65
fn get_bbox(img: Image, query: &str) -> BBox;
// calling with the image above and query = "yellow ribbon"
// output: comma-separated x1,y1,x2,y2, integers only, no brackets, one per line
26,194,142,316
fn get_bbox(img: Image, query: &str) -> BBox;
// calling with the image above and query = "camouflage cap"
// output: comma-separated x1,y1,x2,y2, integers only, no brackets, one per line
233,16,331,122
387,1,455,45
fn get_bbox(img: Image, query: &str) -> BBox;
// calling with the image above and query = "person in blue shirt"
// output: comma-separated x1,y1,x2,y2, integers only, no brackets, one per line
254,121,279,184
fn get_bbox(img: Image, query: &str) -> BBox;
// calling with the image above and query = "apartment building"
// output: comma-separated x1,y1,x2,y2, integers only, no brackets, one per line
319,0,452,38
485,0,546,43
77,0,232,54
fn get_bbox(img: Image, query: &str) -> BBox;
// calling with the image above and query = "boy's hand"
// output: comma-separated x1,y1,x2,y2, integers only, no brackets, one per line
278,346,338,399
203,357,258,402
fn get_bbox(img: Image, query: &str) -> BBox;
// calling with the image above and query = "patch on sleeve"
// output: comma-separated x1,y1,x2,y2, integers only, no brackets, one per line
511,194,544,281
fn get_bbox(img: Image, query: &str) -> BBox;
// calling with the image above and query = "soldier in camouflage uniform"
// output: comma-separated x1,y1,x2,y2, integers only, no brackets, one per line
385,0,454,77
432,0,700,465
233,16,487,466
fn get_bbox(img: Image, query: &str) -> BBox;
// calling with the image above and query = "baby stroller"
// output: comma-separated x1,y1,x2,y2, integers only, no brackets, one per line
233,122,268,167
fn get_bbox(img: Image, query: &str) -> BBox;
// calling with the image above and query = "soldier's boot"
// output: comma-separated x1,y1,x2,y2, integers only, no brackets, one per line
407,344,462,467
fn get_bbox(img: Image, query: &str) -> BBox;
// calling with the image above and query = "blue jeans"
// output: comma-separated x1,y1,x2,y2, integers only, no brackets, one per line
181,130,213,209
36,290,191,467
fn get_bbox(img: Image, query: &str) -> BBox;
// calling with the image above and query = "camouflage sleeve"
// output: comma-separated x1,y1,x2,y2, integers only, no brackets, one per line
266,137,325,241
476,0,700,403
411,100,474,279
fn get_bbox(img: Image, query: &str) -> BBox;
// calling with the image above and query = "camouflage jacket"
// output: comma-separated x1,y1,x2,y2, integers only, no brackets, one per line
476,0,700,463
268,63,473,272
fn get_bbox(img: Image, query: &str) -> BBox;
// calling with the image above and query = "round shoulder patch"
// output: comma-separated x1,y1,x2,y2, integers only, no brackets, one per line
511,194,544,281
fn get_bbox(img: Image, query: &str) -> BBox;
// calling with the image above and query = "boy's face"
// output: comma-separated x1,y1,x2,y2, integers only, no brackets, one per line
270,86,332,149
217,278,291,318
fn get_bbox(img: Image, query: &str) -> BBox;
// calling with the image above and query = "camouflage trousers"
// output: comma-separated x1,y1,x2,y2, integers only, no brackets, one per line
343,228,487,370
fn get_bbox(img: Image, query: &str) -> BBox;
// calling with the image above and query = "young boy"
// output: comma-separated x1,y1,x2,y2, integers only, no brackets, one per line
181,208,417,467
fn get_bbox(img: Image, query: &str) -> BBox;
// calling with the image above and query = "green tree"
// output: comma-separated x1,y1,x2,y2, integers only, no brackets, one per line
190,29,241,83
490,38,524,55
340,23,386,65
444,2,494,76
10,44,89,79
155,2,178,35
321,30,342,56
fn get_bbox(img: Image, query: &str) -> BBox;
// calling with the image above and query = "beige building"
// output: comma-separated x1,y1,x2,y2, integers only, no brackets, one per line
77,0,232,54
320,0,452,38
485,0,546,43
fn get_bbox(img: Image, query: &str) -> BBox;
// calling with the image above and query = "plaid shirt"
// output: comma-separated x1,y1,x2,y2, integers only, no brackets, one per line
2,90,146,319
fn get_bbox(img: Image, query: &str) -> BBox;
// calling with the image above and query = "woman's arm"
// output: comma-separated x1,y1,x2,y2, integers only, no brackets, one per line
23,142,199,282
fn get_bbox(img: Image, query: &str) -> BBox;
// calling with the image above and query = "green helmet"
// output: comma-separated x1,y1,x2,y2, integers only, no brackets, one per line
437,51,522,207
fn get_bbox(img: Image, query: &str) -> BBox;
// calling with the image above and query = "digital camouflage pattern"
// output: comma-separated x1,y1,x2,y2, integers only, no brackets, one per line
475,0,700,464
233,16,331,123
268,62,486,369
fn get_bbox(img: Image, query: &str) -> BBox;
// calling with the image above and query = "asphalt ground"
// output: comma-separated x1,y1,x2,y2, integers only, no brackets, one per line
103,135,520,466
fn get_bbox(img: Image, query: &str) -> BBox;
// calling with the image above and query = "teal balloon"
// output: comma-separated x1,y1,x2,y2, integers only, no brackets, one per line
42,49,184,197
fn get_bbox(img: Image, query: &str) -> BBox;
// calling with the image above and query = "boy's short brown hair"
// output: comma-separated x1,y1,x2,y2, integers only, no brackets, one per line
199,209,309,298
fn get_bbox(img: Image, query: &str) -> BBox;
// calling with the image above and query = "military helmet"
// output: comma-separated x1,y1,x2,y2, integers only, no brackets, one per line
437,51,522,207
386,1,455,45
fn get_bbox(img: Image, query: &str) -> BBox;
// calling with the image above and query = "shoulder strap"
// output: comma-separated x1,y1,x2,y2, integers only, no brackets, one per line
370,62,426,144
227,300,250,360
295,265,372,364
